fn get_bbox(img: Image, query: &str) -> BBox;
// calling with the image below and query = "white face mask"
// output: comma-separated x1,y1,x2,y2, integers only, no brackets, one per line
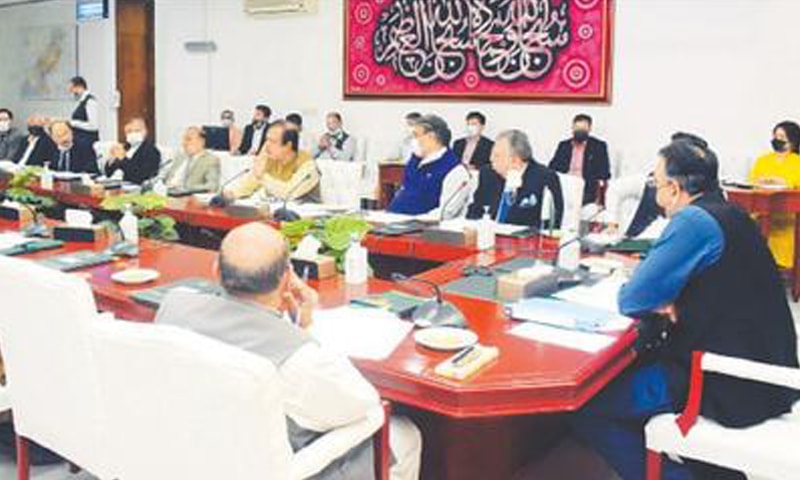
467,124,481,137
411,138,423,157
0,121,9,133
126,131,145,145
221,119,234,127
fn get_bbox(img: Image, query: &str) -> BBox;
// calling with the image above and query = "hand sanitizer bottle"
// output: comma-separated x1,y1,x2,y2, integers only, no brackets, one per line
119,205,139,246
345,234,368,285
477,206,496,251
40,163,53,190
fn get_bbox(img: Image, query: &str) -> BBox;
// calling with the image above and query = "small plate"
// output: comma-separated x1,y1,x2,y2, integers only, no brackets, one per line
111,268,160,285
414,327,478,351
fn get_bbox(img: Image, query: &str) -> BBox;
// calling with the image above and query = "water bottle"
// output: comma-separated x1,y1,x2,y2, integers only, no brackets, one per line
476,206,496,251
119,205,139,246
345,234,368,285
40,163,53,190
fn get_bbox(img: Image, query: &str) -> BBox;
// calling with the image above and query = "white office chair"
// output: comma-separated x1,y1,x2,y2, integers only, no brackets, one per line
542,172,585,231
92,320,390,480
0,256,113,480
317,158,365,208
604,174,647,232
0,385,10,414
645,352,800,480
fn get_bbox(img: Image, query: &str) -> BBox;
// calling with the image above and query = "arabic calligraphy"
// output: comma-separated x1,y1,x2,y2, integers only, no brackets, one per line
372,0,571,84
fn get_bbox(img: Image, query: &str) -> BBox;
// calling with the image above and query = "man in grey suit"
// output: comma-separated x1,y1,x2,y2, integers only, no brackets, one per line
155,223,422,480
163,126,221,193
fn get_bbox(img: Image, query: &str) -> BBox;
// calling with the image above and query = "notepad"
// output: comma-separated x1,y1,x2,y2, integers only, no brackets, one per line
506,296,633,333
509,322,616,353
38,251,115,272
553,275,627,316
310,306,412,360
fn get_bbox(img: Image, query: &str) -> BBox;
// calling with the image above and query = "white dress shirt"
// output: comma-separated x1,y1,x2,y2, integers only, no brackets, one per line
17,137,39,166
420,147,474,220
70,91,99,133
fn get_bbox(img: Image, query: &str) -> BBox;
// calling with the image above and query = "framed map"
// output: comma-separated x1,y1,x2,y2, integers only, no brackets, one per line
344,0,614,102
21,25,77,100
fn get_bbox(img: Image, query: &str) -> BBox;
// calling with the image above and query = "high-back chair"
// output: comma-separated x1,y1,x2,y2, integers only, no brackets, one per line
645,351,800,480
92,320,390,480
542,172,585,232
0,256,112,480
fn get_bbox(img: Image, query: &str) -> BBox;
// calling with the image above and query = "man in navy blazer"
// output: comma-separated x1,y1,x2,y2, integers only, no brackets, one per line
452,111,494,169
238,104,271,156
49,120,99,174
549,114,610,205
467,129,563,229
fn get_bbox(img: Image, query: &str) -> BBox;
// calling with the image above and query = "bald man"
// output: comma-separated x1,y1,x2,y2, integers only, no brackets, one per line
162,126,220,193
103,118,162,184
48,120,98,174
155,223,422,480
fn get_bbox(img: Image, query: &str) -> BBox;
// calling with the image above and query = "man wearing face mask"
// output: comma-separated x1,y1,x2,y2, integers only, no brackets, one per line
0,109,26,161
549,113,611,205
392,112,422,162
220,109,243,154
103,118,162,184
49,120,99,174
12,116,57,166
313,112,357,162
388,114,470,218
238,105,271,156
67,76,100,147
571,139,799,480
452,111,494,169
467,129,563,228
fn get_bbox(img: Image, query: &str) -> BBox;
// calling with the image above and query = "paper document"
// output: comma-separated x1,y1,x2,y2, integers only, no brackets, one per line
506,297,631,332
510,322,616,353
310,306,412,360
363,211,421,224
0,233,32,250
553,276,627,315
437,218,527,237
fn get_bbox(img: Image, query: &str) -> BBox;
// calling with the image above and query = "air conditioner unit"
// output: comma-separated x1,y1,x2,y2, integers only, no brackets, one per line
244,0,317,14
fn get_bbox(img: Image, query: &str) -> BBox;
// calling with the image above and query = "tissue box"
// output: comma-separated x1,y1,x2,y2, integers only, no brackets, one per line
421,226,477,247
53,224,109,243
0,204,34,223
497,266,559,302
290,255,337,280
72,183,106,196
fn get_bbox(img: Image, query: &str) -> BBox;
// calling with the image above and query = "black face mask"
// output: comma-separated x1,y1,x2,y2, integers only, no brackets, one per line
573,130,590,143
772,138,788,152
28,126,44,136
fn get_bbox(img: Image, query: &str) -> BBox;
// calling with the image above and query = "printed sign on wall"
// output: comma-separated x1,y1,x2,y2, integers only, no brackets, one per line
345,0,613,101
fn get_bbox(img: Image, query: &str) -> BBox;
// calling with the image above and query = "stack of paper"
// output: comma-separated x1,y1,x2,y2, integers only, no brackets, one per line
553,275,627,316
310,306,413,360
509,322,616,353
363,211,420,224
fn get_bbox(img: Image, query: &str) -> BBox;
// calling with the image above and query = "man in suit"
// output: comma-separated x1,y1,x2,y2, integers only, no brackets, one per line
549,114,610,205
467,129,563,229
163,126,220,193
12,115,58,167
67,76,100,147
103,118,161,185
155,223,422,480
0,109,26,161
313,112,357,162
49,120,99,174
452,111,494,169
237,105,271,156
572,139,799,480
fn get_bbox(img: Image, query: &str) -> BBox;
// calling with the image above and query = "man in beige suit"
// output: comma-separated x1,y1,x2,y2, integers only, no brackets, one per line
163,126,221,193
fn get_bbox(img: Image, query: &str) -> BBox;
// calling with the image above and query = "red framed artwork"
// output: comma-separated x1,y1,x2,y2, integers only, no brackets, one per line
344,0,614,102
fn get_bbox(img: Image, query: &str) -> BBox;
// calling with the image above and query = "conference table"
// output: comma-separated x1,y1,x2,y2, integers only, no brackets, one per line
726,187,800,300
0,182,639,479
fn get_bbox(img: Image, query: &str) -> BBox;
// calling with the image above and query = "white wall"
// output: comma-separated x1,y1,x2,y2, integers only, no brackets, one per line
7,0,790,181
0,0,117,141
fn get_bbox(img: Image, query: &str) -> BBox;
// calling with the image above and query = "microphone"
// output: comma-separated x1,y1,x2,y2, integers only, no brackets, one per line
209,168,251,208
391,273,467,328
20,202,48,238
104,217,139,258
438,175,471,221
141,158,175,192
554,206,608,254
272,170,315,222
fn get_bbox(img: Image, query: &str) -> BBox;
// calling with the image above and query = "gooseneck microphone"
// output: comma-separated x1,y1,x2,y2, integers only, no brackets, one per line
272,170,315,222
209,168,252,208
391,273,467,328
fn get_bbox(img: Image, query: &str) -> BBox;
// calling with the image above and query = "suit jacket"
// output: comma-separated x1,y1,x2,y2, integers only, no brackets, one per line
104,141,162,185
238,123,268,155
12,134,58,167
452,136,494,169
467,161,564,229
549,136,610,205
52,142,99,174
164,150,220,193
0,128,27,161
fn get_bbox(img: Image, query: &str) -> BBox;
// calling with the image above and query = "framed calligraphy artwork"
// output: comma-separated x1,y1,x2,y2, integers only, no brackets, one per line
344,0,614,102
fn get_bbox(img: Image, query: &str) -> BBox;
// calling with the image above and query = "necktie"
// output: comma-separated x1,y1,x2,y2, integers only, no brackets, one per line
496,189,513,224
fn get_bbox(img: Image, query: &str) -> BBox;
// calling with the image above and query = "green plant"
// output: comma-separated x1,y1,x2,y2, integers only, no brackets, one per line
100,193,178,242
281,215,371,271
5,166,55,210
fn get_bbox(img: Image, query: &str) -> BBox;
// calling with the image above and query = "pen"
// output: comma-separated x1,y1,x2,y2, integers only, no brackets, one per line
451,345,476,367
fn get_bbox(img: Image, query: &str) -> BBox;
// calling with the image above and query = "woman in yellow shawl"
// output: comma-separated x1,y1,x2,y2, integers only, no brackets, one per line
749,121,800,269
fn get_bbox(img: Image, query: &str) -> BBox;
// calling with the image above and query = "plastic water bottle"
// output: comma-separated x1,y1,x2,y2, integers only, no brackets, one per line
477,206,496,251
40,163,53,190
119,205,139,246
345,234,368,285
